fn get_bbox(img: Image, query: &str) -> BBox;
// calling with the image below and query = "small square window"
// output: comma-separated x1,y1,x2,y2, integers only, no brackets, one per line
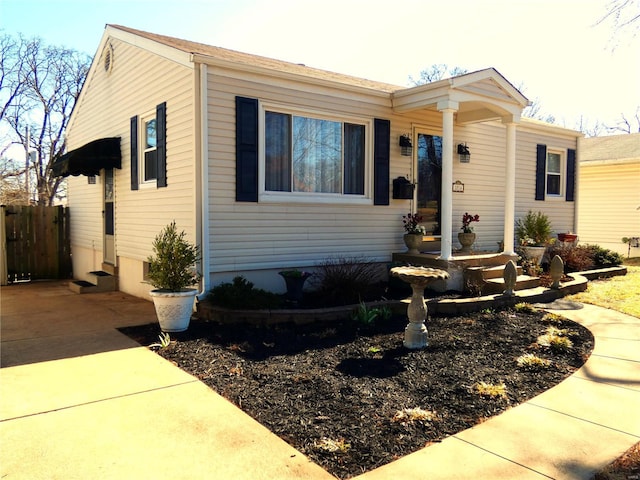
87,175,97,184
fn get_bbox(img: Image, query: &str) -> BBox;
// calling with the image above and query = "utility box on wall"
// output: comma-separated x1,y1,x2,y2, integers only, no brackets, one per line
392,177,415,199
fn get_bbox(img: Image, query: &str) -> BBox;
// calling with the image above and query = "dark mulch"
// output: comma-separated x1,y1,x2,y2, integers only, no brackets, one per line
121,307,593,479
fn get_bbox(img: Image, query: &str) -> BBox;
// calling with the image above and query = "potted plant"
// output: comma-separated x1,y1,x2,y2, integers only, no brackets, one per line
515,210,553,265
458,212,479,254
147,221,201,332
278,269,312,303
402,213,426,254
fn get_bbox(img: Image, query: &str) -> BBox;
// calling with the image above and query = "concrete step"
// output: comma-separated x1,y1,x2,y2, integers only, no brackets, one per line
69,271,117,294
466,264,523,280
483,275,541,295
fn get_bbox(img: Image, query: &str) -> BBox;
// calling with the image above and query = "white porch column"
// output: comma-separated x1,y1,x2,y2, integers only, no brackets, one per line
503,120,517,255
438,101,458,260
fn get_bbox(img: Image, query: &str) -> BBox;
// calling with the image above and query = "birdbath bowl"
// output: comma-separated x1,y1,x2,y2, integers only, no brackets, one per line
390,266,450,349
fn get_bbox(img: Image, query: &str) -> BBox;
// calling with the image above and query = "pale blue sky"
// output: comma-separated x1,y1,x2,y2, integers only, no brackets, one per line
1,0,639,129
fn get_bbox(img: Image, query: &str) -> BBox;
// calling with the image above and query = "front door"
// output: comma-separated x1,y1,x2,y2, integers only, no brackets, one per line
103,169,115,265
416,132,443,235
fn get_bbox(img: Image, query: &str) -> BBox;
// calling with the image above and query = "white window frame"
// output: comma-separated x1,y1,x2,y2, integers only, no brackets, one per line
258,102,373,205
139,110,158,187
546,149,564,198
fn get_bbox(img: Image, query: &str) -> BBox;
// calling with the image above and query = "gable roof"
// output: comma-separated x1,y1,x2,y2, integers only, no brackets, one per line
580,133,640,164
107,25,402,93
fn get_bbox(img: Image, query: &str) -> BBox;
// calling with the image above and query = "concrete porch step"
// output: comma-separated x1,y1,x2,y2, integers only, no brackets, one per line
69,271,117,294
483,275,541,295
466,264,523,280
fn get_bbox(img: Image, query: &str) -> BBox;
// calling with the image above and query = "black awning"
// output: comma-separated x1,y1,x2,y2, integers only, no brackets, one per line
52,137,121,177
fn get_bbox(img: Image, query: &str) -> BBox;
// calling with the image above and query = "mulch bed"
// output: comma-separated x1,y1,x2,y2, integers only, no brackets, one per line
122,307,593,479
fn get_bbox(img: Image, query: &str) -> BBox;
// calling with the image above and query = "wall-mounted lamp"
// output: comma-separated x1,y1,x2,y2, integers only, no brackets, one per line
457,143,470,163
399,134,413,156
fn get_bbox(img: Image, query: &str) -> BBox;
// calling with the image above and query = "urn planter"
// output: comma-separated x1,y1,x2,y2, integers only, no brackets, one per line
149,289,197,332
279,271,311,303
403,234,423,254
457,232,476,254
523,246,546,265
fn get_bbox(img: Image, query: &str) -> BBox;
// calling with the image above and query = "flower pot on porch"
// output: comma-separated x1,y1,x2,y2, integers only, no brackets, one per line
403,234,423,254
149,288,197,332
457,232,476,254
557,233,578,243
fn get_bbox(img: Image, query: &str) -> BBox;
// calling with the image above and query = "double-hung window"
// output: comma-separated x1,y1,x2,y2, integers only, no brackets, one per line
546,150,563,196
142,113,158,183
262,108,368,201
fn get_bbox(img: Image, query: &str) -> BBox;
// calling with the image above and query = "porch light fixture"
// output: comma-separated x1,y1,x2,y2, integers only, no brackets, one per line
399,134,413,156
457,143,470,163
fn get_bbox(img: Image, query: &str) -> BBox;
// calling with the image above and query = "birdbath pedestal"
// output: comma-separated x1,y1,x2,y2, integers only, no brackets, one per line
390,266,450,349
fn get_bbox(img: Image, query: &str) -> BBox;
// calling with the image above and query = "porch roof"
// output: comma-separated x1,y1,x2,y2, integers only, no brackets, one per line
391,68,530,124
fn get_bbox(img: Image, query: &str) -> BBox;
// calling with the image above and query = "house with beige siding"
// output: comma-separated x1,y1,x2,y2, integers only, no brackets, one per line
55,25,582,298
577,133,640,258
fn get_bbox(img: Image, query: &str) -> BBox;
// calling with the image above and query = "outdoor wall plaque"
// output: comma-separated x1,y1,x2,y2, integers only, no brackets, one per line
452,180,464,193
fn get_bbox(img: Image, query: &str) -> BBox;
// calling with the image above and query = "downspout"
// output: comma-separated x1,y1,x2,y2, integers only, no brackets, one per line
196,62,211,300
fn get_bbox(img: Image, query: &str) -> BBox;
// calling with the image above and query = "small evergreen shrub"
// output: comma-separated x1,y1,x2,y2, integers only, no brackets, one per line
207,276,283,310
588,244,624,267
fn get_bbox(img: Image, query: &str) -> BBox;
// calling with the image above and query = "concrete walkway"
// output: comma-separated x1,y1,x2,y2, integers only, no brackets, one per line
1,281,639,479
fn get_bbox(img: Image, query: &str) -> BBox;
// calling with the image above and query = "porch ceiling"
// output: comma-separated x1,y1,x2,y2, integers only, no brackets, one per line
391,68,530,124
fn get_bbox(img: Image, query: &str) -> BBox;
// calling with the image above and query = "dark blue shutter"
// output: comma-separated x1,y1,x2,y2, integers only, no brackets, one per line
156,102,167,188
236,96,258,202
535,144,546,200
373,118,390,205
130,116,138,190
566,148,576,202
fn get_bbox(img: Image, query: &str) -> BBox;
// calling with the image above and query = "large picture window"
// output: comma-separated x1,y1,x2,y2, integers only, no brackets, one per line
264,110,366,197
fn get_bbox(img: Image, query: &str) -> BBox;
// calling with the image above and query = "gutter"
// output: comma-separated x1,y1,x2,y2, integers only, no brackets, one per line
197,62,211,300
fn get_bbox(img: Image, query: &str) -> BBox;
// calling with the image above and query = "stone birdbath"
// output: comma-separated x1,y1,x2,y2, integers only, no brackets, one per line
390,266,449,349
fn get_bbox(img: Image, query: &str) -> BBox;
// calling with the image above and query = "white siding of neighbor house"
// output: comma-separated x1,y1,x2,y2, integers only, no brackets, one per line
66,36,196,297
578,162,640,257
203,67,580,291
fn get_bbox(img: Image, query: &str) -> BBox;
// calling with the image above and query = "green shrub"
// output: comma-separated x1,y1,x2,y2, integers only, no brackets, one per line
207,276,283,309
515,210,553,246
147,221,201,291
588,244,624,268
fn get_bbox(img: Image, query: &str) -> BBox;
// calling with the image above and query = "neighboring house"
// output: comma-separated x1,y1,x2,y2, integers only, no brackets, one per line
55,25,581,299
578,133,640,257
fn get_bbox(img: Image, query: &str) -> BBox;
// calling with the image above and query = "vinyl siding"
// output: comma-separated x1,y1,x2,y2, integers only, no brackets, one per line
578,162,640,256
204,68,579,288
66,36,197,286
206,69,410,282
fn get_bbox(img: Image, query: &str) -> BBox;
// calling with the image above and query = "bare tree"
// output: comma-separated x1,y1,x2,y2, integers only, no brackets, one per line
596,0,640,44
409,64,468,85
606,106,640,133
0,32,90,205
574,115,607,137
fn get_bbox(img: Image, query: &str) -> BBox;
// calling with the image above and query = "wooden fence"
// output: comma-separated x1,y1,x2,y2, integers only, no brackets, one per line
1,205,72,284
